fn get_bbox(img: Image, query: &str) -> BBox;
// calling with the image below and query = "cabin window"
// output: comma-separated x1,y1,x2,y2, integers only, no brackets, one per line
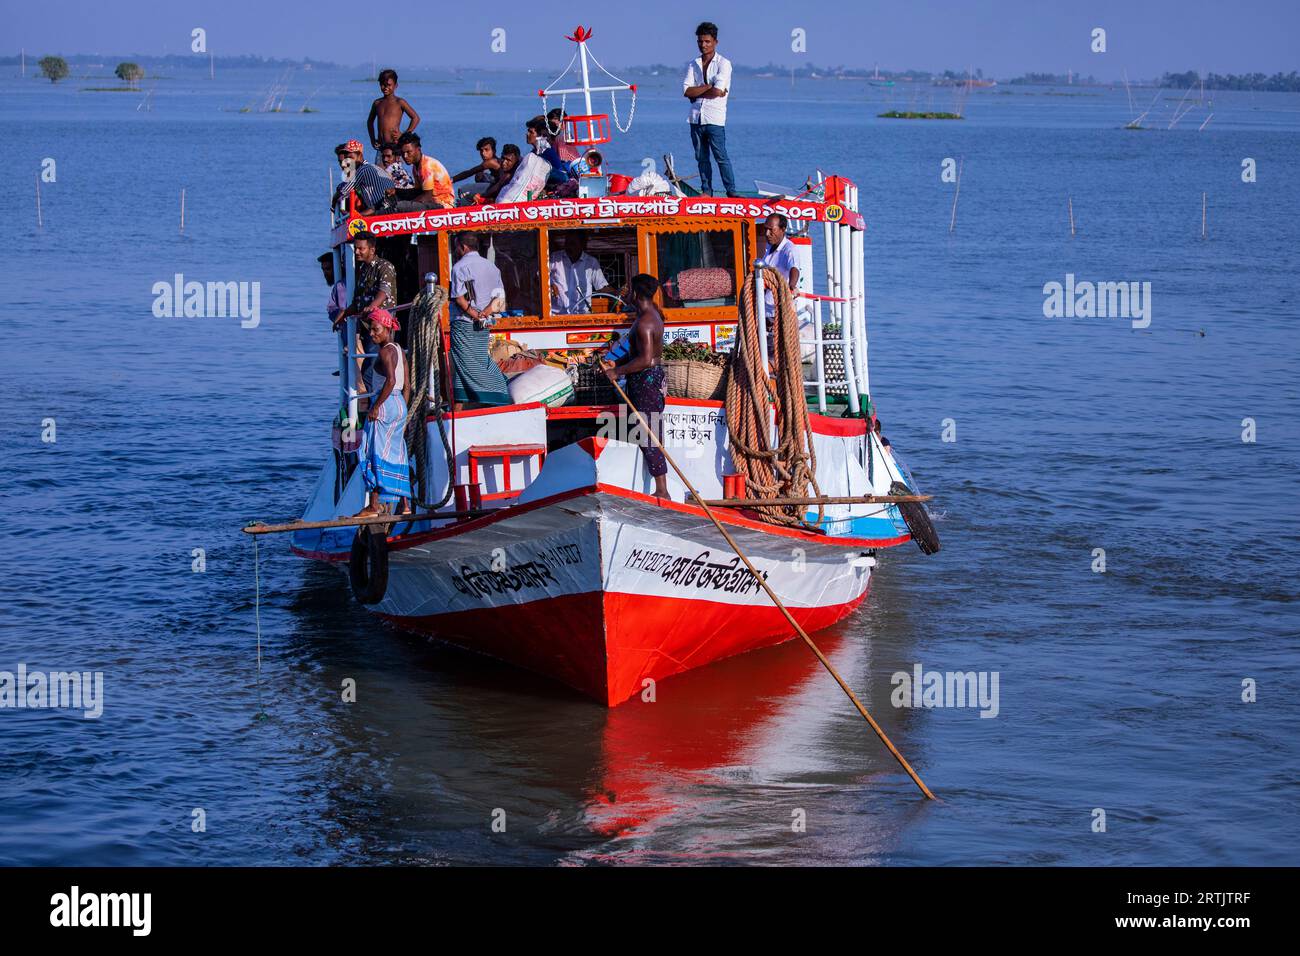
547,227,637,317
654,229,737,309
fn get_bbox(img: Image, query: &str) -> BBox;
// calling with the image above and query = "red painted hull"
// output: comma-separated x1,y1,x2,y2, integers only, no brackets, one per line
384,586,867,706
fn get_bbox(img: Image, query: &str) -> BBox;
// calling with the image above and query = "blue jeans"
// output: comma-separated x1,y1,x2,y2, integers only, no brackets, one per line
689,123,736,196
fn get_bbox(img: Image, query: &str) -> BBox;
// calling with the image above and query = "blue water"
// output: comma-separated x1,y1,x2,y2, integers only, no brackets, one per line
2,62,1297,865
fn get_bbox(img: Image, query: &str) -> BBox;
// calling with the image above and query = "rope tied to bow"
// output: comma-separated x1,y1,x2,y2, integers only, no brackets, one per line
724,266,823,528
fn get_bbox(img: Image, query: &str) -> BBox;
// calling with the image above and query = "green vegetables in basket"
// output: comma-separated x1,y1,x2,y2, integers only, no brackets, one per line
662,338,728,367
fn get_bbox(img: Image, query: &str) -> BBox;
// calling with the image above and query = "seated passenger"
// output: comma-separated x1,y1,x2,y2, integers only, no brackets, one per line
550,231,616,314
395,132,454,211
335,139,395,216
380,142,415,190
498,148,551,204
477,144,521,203
547,108,581,164
525,115,568,187
452,137,502,185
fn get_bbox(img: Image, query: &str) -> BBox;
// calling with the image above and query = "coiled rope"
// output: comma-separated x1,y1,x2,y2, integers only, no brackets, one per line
724,266,823,528
403,284,451,507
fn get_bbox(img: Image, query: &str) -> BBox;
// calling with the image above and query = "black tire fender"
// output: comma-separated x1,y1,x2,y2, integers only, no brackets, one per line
890,480,941,555
349,525,390,604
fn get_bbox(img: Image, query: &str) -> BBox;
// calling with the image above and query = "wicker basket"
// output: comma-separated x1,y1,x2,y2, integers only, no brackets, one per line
664,359,726,400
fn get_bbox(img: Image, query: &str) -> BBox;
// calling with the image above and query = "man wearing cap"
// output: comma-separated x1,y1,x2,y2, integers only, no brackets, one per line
334,139,395,217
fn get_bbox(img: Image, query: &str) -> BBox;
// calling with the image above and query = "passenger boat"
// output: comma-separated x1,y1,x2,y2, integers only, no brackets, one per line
286,28,938,706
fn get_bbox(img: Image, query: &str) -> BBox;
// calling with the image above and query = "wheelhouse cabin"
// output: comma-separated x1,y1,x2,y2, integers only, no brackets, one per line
327,179,870,427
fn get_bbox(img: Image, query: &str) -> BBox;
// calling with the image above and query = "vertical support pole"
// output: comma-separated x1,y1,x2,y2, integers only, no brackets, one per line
754,260,770,373
578,41,594,118
839,223,859,415
343,242,358,428
813,297,826,414
851,226,866,410
850,183,867,408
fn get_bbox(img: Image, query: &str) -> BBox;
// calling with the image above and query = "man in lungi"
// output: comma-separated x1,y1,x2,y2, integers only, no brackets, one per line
449,232,511,409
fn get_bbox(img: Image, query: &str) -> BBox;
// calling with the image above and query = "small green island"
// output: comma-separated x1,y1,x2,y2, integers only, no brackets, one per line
878,110,963,120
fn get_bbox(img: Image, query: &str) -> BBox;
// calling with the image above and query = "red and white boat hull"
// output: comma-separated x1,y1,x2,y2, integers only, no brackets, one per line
361,484,874,705
293,402,915,705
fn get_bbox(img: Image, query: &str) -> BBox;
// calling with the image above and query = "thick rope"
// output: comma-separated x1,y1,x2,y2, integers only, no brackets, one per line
724,266,822,528
403,284,448,506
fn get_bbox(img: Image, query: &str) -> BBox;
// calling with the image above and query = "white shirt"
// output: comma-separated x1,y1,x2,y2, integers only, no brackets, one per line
550,251,609,314
760,236,798,317
450,250,505,322
683,52,732,126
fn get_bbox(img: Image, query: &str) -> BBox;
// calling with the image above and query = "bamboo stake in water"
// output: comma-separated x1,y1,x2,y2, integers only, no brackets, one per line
948,157,963,234
605,375,936,800
1068,195,1075,237
1201,192,1207,240
180,188,186,234
35,173,42,228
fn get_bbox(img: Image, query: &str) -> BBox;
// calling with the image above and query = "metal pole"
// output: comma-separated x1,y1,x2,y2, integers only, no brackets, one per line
839,223,859,414
813,297,826,413
578,40,594,119
754,260,770,373
344,243,358,427
850,184,867,409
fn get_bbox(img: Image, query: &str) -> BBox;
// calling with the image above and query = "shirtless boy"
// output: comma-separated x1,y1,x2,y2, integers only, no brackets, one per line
367,69,420,151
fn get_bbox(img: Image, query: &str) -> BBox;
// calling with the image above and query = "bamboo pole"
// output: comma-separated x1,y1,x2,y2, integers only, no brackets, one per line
606,375,935,800
948,157,963,234
243,506,493,535
706,494,931,507
35,173,42,228
180,188,186,234
1201,192,1207,239
1068,196,1075,236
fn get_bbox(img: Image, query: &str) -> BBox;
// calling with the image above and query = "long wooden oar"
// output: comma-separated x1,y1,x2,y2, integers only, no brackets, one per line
608,375,935,799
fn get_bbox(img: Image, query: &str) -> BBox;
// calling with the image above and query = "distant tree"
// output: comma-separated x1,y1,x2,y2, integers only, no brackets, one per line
39,56,69,83
115,62,145,87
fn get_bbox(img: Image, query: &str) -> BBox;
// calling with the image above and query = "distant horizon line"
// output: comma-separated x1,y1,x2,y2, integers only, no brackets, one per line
5,52,1297,87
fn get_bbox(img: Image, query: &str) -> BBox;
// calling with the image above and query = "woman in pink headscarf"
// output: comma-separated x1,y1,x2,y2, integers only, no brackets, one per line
354,309,412,517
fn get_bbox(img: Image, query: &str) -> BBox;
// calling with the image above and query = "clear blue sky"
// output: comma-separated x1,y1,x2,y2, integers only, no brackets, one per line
7,0,1297,77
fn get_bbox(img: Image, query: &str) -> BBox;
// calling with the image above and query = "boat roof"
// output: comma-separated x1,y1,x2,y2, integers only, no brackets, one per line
330,186,864,248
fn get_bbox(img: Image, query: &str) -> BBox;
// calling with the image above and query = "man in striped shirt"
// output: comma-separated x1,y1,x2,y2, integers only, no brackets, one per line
334,139,395,216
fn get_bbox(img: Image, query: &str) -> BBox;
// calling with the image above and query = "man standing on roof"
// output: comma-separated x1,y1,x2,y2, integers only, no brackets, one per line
683,21,737,198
